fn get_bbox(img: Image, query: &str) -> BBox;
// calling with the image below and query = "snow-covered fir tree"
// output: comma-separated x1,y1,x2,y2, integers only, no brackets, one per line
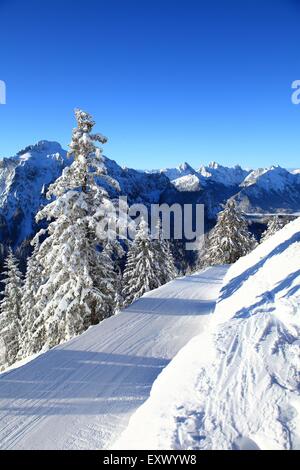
169,239,191,275
122,218,177,307
102,241,124,314
17,244,43,359
260,216,287,243
154,221,177,284
0,249,23,369
29,109,119,353
200,200,256,267
122,218,161,307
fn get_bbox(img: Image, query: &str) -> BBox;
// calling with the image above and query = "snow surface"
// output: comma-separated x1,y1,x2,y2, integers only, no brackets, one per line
115,218,300,450
0,266,227,450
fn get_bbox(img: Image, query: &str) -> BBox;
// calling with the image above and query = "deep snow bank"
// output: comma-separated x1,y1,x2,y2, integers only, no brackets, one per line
114,218,300,450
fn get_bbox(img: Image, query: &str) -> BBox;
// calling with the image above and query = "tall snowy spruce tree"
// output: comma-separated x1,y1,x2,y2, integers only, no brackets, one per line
260,216,286,243
200,200,256,267
122,218,177,307
0,249,23,369
27,109,119,353
18,244,43,359
154,222,177,284
102,240,125,314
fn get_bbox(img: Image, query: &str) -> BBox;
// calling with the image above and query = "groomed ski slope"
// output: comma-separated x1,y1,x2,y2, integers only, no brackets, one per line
115,218,300,450
0,266,228,450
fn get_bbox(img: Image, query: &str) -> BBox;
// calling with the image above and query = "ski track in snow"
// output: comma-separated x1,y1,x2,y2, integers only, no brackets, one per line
114,219,300,451
0,266,228,450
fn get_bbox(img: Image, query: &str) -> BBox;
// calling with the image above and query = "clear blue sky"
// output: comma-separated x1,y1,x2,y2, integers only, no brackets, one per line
0,0,300,169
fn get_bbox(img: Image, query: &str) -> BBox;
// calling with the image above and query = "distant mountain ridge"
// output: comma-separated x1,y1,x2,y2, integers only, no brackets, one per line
147,160,250,188
150,160,300,215
151,160,300,190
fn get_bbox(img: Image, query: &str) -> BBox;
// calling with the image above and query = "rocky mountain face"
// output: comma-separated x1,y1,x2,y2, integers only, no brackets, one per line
232,166,300,214
0,141,69,248
197,161,250,187
0,141,171,255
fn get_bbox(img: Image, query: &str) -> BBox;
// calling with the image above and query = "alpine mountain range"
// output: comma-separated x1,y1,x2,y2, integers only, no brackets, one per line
0,140,299,271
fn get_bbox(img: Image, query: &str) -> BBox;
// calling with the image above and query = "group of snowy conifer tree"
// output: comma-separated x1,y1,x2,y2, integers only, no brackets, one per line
260,215,287,242
122,218,177,307
0,110,177,371
198,200,257,268
197,201,290,268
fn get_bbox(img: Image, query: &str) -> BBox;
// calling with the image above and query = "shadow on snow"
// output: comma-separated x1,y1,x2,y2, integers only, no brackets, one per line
0,349,169,416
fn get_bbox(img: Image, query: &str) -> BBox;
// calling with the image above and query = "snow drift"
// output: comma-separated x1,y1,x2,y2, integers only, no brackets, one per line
114,218,300,450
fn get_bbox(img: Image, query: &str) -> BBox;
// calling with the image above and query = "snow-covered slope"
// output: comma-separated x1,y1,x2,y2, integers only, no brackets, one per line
0,266,227,450
115,218,300,450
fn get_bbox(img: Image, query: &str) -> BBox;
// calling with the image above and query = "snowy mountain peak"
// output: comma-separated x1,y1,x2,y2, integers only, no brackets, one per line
172,174,201,192
197,162,250,187
177,162,195,172
241,165,295,191
208,161,220,169
152,162,196,182
17,140,64,157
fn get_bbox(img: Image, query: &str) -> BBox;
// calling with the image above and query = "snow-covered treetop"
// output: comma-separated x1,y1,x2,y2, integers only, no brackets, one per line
68,109,108,161
45,109,119,199
135,217,149,240
201,199,256,266
261,215,287,243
